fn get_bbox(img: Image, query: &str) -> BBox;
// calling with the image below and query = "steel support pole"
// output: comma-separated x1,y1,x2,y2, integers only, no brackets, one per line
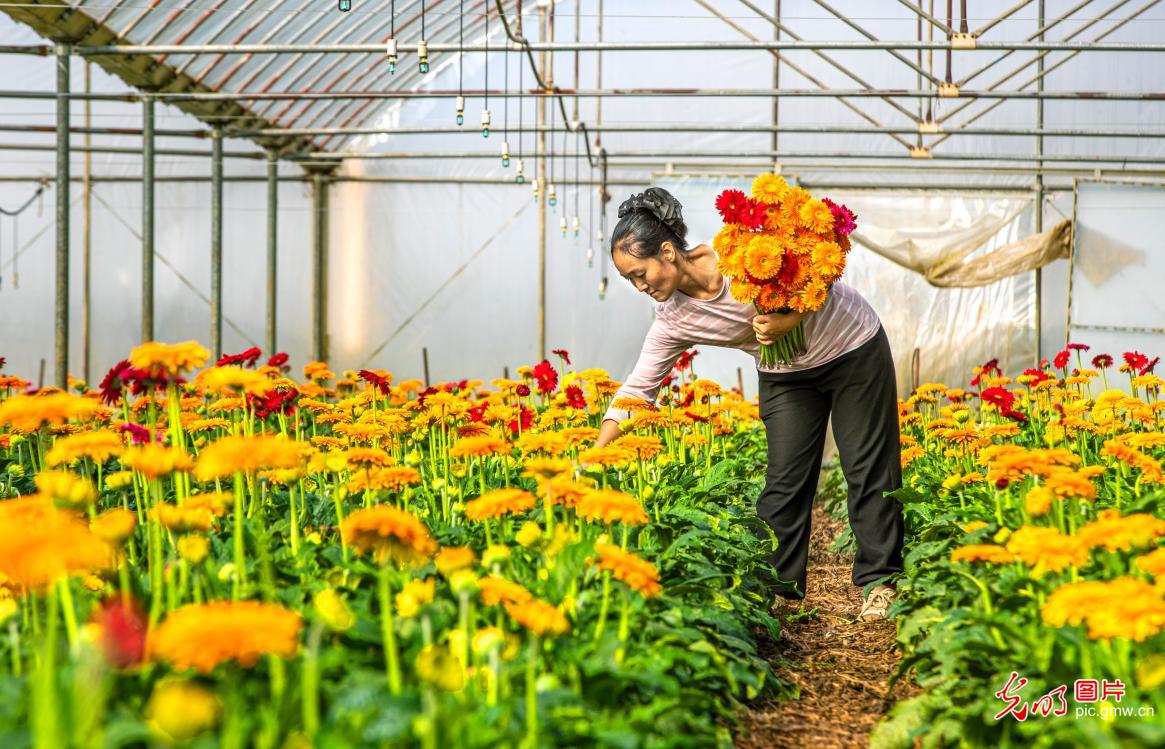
267,149,279,356
210,126,223,359
55,44,70,390
771,0,780,170
82,62,91,384
142,98,155,342
537,2,548,362
1035,0,1044,365
310,168,332,363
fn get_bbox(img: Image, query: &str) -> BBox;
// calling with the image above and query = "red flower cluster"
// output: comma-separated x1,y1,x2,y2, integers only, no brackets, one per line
675,349,699,373
533,360,558,394
969,358,1000,388
1123,351,1160,376
247,387,297,418
715,190,768,230
1022,368,1053,387
217,346,262,368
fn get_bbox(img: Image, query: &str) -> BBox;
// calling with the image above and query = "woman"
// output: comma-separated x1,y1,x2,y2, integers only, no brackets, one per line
594,187,904,621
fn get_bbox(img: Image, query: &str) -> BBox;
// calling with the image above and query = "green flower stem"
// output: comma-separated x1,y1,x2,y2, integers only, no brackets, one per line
302,622,323,737
615,589,631,665
379,566,402,695
524,633,539,749
593,570,612,643
232,472,248,599
55,578,78,655
33,585,61,749
289,482,301,561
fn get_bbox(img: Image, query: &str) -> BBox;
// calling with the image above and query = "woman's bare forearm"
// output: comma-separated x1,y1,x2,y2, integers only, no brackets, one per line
595,419,622,448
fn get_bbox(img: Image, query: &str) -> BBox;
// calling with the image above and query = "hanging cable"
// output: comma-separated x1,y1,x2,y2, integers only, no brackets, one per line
547,92,556,207
586,146,595,267
502,26,510,166
482,4,491,137
573,128,581,238
516,52,525,183
418,1,429,73
387,0,397,73
0,183,46,291
456,0,464,125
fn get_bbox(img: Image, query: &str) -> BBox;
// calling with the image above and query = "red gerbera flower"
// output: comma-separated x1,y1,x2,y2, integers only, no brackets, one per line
99,359,134,406
1001,408,1029,423
118,421,155,445
980,386,1016,412
516,384,531,397
551,349,572,365
1140,356,1160,376
1091,354,1113,369
358,369,393,395
1124,351,1150,372
266,352,290,373
1053,350,1071,370
969,358,1001,388
685,410,708,423
467,403,489,423
715,189,748,224
93,596,147,669
564,385,586,409
532,360,558,395
674,349,700,372
1066,342,1090,352
821,198,857,236
738,198,768,230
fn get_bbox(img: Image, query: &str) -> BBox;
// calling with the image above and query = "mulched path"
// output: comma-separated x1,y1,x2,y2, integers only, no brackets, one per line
736,503,921,749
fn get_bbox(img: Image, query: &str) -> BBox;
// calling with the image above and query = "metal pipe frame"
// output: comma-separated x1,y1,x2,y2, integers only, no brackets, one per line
0,173,1085,191
8,87,1164,102
0,123,210,138
0,139,268,160
267,150,279,356
308,166,337,363
1035,0,1045,365
142,98,155,342
70,40,1165,54
284,150,1165,164
55,43,69,390
210,126,223,359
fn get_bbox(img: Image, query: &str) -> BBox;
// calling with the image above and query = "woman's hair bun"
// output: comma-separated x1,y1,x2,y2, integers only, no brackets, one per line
617,187,687,239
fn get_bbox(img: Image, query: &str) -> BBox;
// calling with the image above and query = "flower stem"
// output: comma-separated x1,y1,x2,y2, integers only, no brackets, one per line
379,566,402,695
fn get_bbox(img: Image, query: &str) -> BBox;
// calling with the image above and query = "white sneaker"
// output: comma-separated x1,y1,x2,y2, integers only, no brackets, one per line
858,584,897,621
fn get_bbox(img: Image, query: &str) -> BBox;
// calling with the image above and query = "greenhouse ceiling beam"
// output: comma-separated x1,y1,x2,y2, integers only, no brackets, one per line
55,43,69,390
891,0,953,36
0,123,210,138
11,88,1165,102
70,40,1165,54
0,173,1106,189
801,0,942,87
972,0,1035,38
286,150,1165,165
0,141,267,159
223,124,1165,139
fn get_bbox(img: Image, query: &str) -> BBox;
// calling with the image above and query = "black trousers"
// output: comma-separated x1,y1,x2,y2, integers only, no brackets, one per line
756,325,904,600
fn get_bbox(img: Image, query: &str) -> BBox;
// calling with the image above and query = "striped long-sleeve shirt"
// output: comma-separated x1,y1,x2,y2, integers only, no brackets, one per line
602,251,882,425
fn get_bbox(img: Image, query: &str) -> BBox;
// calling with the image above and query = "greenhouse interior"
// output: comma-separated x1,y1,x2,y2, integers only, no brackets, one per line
0,0,1164,746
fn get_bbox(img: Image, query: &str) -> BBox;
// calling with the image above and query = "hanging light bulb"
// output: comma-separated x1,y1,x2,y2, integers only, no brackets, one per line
515,158,525,183
481,109,491,138
338,0,352,10
547,183,557,207
531,177,540,201
455,95,465,126
501,141,510,167
586,246,594,267
386,38,398,73
598,277,608,300
571,215,580,237
418,39,429,74
559,216,568,236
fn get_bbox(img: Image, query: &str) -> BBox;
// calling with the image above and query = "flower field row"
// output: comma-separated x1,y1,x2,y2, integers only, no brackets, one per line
0,343,785,748
875,348,1165,748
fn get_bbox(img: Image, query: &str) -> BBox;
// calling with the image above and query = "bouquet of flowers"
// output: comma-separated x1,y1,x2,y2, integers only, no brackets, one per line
713,174,857,367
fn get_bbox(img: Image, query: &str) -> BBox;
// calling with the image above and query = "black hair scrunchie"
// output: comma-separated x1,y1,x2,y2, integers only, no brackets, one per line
617,187,684,233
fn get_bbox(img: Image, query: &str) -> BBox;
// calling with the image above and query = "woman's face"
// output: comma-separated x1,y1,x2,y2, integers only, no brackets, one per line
612,242,680,301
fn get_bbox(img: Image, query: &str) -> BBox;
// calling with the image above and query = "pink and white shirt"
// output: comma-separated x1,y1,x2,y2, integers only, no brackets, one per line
603,248,882,425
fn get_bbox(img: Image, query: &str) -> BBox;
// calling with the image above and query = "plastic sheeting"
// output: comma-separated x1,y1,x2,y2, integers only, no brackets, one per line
1067,181,1165,368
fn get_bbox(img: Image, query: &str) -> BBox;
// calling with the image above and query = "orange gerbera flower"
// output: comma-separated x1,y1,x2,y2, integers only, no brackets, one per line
611,435,665,461
129,341,209,379
344,447,394,467
435,546,477,576
150,601,301,673
576,490,650,526
593,542,663,597
743,235,784,280
464,488,537,520
729,279,762,304
478,576,533,607
0,497,114,592
340,506,437,566
121,444,195,480
504,598,570,637
798,199,835,233
0,392,101,433
450,435,512,459
347,466,422,493
45,429,125,466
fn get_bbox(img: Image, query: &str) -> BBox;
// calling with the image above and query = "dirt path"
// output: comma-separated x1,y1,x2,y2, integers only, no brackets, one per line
737,504,920,749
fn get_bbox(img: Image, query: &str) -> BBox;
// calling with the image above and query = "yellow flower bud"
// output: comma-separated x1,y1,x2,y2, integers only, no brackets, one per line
482,544,511,567
472,626,505,656
515,521,543,548
146,679,222,743
313,588,356,632
395,578,436,618
415,644,465,692
449,569,479,595
177,535,210,564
